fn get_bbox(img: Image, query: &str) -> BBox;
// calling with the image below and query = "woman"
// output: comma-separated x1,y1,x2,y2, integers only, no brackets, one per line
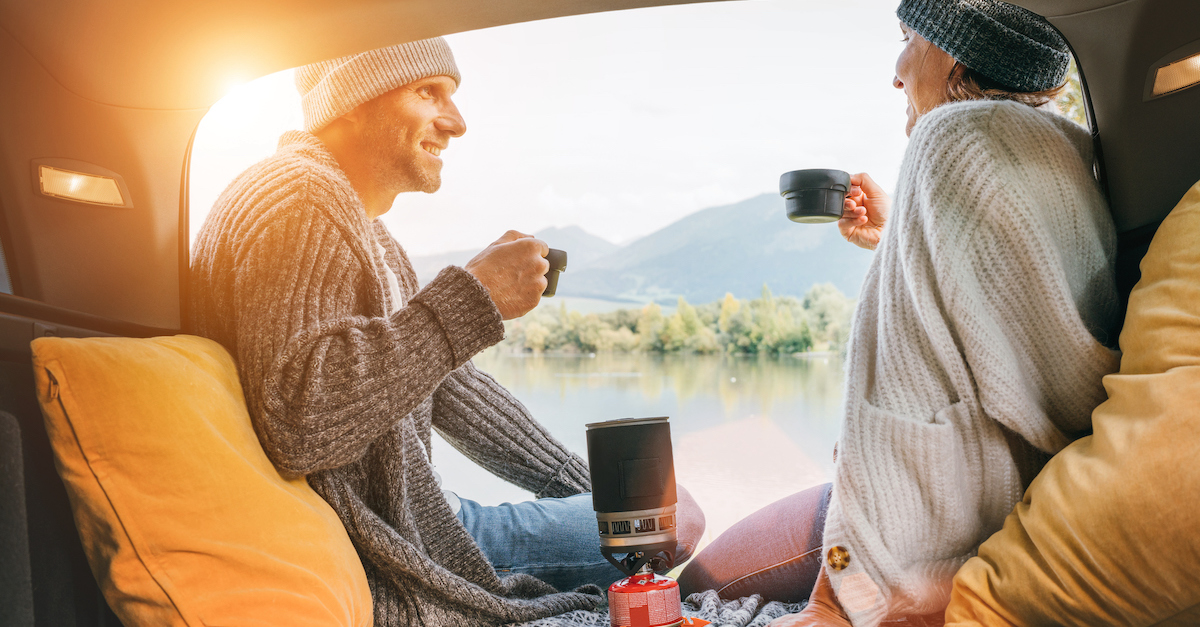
677,1,1121,625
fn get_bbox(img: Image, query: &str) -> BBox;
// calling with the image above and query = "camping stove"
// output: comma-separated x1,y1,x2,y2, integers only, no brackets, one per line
585,417,685,627
608,563,683,627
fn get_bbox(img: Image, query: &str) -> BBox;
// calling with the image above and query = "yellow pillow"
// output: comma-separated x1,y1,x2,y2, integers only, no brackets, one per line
32,335,372,627
946,181,1200,626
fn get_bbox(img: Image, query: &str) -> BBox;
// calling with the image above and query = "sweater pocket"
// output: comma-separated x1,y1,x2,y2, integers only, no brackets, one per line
850,399,979,558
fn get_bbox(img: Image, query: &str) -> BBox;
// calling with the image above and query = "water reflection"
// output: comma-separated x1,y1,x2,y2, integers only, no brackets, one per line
432,350,846,543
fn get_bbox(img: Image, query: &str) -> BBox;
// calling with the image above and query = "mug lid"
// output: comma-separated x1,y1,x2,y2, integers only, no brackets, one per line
586,416,669,430
779,169,851,195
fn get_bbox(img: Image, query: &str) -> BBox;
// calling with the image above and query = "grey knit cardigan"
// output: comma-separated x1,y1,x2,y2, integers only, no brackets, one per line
190,130,604,625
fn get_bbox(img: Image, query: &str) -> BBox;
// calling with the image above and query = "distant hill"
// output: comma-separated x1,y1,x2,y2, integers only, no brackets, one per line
409,225,618,285
557,194,874,304
535,225,620,267
409,249,474,284
410,194,875,304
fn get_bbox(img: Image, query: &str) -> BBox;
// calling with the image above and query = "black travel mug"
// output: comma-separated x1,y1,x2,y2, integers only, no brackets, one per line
585,416,679,575
780,169,852,223
543,249,567,297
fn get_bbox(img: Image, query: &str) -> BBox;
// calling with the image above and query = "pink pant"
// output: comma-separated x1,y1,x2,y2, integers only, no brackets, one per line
677,483,831,603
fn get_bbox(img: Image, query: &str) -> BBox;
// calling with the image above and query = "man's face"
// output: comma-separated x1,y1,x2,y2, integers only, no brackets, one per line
357,75,466,194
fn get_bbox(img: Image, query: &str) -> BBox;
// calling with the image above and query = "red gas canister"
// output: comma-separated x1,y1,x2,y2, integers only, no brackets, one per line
608,571,683,627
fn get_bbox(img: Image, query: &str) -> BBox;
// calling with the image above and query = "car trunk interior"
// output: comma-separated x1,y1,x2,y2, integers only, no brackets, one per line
1,0,1198,624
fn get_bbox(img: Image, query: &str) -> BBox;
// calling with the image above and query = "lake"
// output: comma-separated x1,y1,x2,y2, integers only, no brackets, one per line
432,349,846,545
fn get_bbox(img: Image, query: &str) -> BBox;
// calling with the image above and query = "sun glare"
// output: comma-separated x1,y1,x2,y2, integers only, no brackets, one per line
190,69,302,243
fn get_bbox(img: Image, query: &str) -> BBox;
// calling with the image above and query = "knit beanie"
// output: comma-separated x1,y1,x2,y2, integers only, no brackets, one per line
897,0,1070,92
295,38,461,133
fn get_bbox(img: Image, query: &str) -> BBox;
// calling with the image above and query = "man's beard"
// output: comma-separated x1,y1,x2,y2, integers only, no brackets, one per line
359,104,441,194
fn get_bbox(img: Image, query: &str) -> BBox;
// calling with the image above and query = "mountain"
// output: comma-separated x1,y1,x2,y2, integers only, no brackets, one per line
409,194,874,304
409,249,474,284
409,225,619,285
555,194,874,304
533,225,620,267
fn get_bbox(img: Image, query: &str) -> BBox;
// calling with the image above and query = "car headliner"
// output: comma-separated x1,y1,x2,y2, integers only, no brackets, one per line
0,0,1148,109
0,0,1197,329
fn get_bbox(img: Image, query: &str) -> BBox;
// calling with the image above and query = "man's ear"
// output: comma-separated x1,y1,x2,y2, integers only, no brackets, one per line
339,106,363,127
312,114,354,147
318,97,380,144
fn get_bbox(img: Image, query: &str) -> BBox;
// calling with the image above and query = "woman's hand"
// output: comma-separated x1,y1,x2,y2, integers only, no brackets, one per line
838,172,891,251
767,564,946,627
881,614,946,627
767,566,852,627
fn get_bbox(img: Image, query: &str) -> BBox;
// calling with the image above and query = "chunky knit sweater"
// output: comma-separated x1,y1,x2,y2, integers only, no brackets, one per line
822,101,1120,626
190,131,603,625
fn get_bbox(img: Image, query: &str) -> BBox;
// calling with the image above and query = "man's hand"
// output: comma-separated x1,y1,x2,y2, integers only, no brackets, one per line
465,230,549,320
838,172,891,251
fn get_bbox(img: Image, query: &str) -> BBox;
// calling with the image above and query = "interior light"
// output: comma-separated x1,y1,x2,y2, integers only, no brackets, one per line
38,165,125,206
1151,51,1200,98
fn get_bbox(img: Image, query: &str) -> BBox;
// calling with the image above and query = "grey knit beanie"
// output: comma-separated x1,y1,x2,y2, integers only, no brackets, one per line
295,38,461,133
897,0,1069,92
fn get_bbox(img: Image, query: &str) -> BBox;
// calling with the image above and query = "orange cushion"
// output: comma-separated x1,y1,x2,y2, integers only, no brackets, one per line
946,181,1200,625
32,335,372,626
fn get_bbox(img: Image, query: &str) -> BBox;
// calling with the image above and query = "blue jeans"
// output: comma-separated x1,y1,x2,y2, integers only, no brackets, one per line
677,483,832,603
458,491,702,593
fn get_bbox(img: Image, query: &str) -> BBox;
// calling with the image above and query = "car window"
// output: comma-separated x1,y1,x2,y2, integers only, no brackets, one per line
187,0,1089,542
0,238,12,294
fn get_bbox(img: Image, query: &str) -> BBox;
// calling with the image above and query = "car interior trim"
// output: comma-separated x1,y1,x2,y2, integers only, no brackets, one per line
1144,38,1200,100
0,294,175,348
30,159,133,209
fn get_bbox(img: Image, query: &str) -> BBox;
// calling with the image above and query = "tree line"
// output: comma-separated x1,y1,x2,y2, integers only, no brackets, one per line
500,283,854,355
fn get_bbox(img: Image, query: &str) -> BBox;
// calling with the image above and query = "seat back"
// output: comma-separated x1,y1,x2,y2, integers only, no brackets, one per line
1114,221,1160,339
0,298,146,627
1,410,34,627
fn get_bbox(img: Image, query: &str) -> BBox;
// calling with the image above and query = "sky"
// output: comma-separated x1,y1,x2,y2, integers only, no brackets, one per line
188,0,911,256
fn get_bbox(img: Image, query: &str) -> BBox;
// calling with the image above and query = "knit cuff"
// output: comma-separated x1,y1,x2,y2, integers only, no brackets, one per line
534,456,591,499
409,266,503,366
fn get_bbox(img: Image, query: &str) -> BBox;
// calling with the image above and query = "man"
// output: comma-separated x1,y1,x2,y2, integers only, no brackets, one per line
190,38,702,626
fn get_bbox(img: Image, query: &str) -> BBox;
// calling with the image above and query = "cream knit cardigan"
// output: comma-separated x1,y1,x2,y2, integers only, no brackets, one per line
822,100,1121,626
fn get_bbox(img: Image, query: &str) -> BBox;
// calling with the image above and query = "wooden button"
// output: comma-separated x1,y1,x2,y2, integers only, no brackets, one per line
827,546,851,571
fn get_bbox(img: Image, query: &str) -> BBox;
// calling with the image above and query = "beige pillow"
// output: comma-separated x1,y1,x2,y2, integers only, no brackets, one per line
33,335,373,626
945,180,1200,626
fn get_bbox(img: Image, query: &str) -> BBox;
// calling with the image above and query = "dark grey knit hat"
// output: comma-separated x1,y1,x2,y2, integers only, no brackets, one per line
897,0,1070,92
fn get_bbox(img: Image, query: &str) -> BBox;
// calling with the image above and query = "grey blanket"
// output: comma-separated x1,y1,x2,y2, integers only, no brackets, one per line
510,590,805,627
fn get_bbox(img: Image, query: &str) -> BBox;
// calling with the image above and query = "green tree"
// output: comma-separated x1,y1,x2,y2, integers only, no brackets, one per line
636,303,665,352
717,293,740,334
741,285,814,355
493,283,847,355
608,308,640,332
573,313,604,352
1056,58,1086,127
660,297,719,353
596,326,639,352
522,321,549,352
803,283,854,351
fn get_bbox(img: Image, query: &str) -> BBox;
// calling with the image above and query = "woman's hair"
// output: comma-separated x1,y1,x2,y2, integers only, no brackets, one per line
945,62,1066,108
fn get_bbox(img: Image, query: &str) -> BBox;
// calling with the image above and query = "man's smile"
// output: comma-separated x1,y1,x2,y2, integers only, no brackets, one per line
421,142,443,157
